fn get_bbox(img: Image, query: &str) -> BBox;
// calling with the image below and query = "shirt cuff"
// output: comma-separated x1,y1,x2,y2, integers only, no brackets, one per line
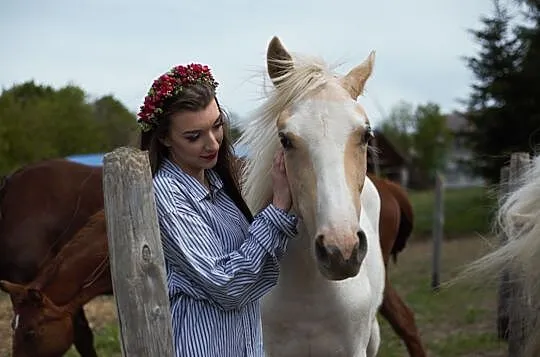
260,204,298,239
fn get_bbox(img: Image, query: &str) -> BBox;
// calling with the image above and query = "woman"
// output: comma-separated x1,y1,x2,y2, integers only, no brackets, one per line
138,63,297,357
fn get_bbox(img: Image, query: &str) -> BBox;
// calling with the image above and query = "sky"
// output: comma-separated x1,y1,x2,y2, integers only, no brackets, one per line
1,0,498,128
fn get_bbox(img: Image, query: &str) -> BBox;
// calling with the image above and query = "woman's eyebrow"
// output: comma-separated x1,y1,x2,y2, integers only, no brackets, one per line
182,115,222,135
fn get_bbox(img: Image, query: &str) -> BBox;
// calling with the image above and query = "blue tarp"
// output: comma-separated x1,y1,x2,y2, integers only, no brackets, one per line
65,153,104,166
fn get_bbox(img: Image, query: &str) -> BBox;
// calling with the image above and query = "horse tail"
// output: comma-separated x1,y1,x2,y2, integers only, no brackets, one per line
386,181,414,264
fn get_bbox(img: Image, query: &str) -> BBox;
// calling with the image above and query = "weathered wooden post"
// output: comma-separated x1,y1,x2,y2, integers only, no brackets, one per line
103,146,174,356
507,152,531,357
431,171,444,291
497,165,510,340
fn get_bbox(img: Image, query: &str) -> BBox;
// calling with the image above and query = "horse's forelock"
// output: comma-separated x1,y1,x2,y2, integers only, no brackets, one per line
237,55,339,213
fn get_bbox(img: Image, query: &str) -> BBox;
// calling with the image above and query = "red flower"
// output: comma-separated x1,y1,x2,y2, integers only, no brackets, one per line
137,63,218,130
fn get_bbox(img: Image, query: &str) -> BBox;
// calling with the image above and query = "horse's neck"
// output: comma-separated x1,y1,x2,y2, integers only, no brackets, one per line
33,218,110,307
37,249,109,307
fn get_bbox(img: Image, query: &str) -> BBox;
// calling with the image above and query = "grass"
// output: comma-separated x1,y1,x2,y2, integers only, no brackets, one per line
408,185,498,239
377,237,505,357
60,236,506,357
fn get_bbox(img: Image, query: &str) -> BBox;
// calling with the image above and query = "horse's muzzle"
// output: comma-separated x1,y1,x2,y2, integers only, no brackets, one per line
315,230,368,280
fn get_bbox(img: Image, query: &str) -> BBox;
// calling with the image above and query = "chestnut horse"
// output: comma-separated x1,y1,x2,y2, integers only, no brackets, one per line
0,210,111,357
0,158,103,357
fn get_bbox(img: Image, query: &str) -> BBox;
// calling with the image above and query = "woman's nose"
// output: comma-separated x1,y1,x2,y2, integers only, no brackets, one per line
206,133,219,151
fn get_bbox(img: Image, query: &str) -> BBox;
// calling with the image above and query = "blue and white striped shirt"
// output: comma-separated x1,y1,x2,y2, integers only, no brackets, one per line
153,158,298,357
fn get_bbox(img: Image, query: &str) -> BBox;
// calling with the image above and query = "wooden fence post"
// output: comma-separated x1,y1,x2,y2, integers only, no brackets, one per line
431,172,444,291
507,152,532,357
103,146,174,356
497,165,510,340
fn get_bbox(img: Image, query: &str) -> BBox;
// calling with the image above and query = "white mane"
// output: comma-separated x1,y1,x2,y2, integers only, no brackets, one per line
459,154,540,356
236,54,340,213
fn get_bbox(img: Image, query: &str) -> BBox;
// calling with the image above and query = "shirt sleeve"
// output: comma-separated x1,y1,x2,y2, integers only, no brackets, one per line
155,179,298,311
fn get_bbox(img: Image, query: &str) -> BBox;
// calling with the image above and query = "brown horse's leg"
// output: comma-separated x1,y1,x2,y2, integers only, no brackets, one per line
72,308,98,357
380,277,427,357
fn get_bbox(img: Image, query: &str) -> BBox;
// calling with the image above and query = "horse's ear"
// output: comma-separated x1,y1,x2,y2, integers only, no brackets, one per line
267,36,293,87
0,280,25,295
340,51,375,100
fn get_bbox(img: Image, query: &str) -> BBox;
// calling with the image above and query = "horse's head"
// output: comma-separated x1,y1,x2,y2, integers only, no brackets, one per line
240,37,376,281
0,280,74,357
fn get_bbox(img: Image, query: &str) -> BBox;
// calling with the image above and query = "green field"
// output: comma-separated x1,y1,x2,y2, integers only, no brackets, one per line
408,185,498,239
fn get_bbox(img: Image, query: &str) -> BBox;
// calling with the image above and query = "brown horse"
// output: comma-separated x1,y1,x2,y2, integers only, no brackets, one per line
0,166,426,357
0,159,104,357
370,174,427,357
0,210,111,357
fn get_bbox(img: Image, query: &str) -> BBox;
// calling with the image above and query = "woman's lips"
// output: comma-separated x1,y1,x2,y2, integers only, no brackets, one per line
201,152,217,160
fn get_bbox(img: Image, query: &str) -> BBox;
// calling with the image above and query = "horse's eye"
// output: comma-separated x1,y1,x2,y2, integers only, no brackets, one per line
279,132,293,149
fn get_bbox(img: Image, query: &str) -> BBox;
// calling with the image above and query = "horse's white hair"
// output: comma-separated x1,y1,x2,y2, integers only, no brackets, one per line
462,154,540,356
235,54,342,213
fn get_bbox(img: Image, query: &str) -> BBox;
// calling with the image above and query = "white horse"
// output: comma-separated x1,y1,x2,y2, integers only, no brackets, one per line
237,37,386,357
463,154,540,357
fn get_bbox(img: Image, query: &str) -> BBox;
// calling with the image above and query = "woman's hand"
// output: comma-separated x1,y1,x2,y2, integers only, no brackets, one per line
271,149,292,211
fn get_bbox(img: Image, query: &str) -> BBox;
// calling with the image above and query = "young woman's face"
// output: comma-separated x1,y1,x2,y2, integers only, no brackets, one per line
163,98,224,178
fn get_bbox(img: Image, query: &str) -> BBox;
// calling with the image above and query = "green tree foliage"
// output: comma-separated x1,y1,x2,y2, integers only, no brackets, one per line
225,110,244,142
462,0,540,182
379,100,415,154
93,95,139,148
378,101,453,181
412,103,453,178
0,81,137,174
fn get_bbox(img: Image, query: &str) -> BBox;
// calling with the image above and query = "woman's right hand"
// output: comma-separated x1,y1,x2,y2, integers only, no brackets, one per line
271,149,293,211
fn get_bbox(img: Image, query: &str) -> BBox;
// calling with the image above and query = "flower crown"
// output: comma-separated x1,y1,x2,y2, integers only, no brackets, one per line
137,63,219,132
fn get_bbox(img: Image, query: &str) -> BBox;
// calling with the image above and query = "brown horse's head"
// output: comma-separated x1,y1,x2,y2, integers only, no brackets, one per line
0,280,74,357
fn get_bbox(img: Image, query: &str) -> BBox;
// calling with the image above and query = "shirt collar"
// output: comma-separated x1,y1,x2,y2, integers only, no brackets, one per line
159,157,223,202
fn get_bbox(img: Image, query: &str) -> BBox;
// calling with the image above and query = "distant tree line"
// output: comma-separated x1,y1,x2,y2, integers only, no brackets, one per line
0,80,250,176
0,81,139,175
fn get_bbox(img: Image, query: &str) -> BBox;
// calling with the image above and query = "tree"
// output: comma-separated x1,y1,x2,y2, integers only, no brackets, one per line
378,101,453,183
92,95,139,148
225,110,244,142
462,0,540,182
0,81,136,174
379,100,415,155
411,103,453,178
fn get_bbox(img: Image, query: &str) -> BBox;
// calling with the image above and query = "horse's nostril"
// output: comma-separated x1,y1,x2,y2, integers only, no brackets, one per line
356,230,368,262
315,234,328,262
